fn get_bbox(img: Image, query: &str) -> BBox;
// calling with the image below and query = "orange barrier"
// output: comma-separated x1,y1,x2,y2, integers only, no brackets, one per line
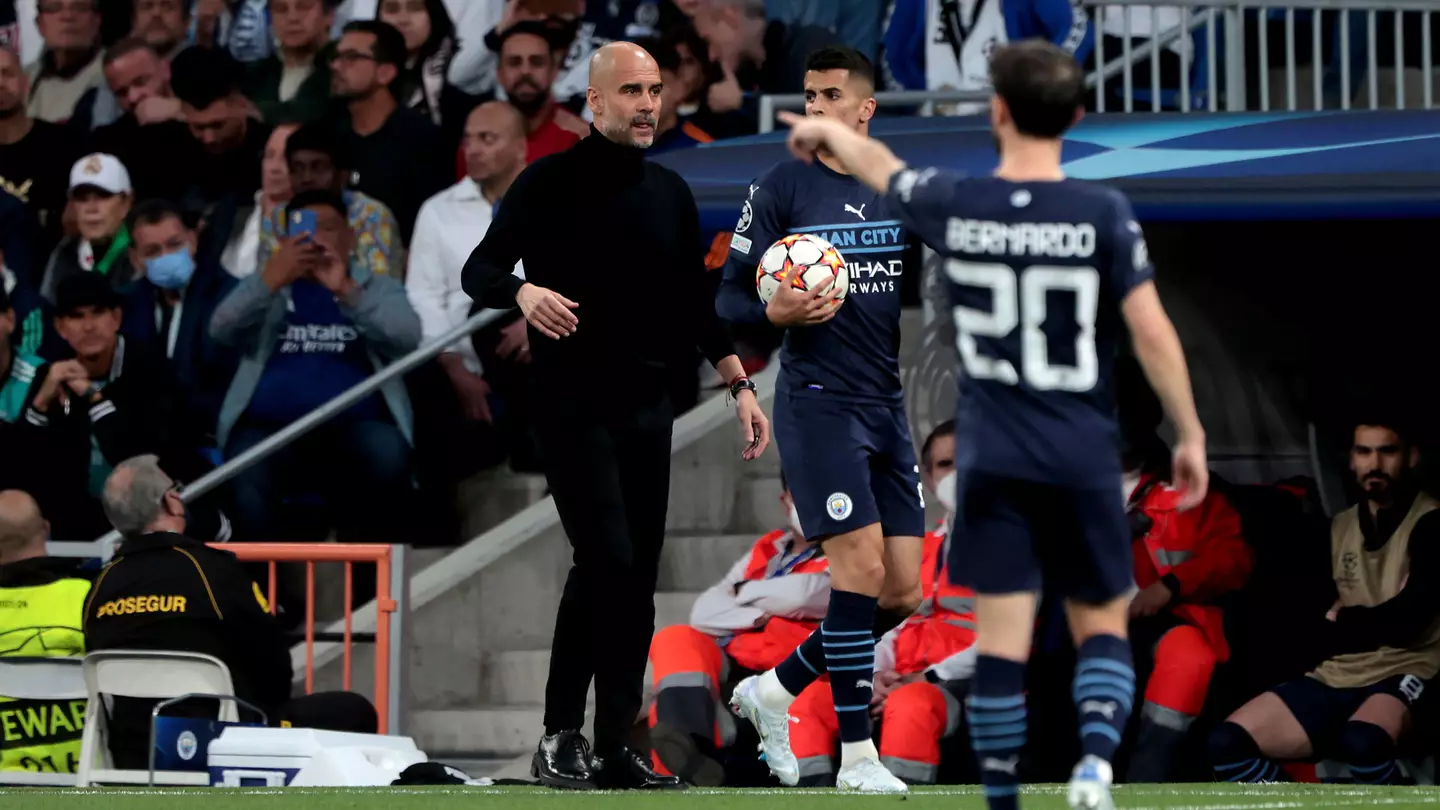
210,543,397,734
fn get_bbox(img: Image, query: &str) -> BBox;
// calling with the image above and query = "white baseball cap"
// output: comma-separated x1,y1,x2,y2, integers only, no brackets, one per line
69,153,132,196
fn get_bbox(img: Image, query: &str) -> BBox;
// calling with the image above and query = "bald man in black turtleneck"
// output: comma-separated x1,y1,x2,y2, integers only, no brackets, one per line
461,42,770,790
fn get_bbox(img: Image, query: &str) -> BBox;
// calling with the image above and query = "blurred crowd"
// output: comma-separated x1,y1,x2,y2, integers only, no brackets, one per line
0,0,938,551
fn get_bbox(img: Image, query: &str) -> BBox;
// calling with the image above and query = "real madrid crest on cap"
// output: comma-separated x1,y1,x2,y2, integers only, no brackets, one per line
82,155,103,175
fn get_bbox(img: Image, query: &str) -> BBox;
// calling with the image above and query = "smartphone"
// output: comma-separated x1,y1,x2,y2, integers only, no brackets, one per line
289,209,318,244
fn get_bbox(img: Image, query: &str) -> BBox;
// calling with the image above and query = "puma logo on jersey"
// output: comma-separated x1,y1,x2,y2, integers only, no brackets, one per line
748,184,758,199
1080,700,1117,720
982,756,1019,775
856,679,873,690
844,203,867,220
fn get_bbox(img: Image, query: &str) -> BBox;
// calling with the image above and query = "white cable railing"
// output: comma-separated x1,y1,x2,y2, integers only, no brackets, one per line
756,0,1437,131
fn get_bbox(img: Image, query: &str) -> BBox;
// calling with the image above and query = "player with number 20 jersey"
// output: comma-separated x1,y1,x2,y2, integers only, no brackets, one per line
774,41,1208,810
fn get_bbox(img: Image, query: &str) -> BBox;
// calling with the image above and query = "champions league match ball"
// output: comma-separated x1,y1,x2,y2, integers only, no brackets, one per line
756,233,849,306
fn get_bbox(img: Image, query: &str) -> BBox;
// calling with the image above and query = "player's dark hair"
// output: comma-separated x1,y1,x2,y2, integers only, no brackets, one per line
805,46,875,91
1352,413,1416,449
170,46,245,109
287,189,348,222
988,40,1085,138
103,37,159,68
285,121,349,168
343,19,409,70
921,420,956,471
127,198,190,234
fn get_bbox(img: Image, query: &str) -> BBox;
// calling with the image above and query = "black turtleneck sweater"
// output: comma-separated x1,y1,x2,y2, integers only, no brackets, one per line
460,127,734,392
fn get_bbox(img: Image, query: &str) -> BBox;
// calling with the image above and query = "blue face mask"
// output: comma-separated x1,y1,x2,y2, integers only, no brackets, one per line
145,248,195,290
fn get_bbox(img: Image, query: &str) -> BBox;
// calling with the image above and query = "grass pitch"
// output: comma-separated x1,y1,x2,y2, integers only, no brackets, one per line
4,784,1440,810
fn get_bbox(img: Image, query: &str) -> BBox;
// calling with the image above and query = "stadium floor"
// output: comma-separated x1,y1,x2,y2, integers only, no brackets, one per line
7,784,1440,809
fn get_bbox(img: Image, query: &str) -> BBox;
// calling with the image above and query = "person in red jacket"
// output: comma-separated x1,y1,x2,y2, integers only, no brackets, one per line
647,474,830,786
1117,358,1254,782
788,421,977,786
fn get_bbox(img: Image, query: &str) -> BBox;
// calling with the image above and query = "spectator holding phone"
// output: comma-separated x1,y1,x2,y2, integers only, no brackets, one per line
209,188,421,546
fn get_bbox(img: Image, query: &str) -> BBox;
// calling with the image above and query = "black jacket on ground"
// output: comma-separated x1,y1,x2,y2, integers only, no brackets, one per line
17,338,225,542
459,126,735,393
83,531,291,765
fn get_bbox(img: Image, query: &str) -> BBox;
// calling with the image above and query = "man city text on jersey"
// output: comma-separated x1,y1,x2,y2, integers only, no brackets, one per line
717,159,909,403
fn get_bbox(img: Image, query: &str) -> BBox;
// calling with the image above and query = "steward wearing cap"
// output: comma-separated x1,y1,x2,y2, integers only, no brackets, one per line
16,273,231,543
38,154,136,304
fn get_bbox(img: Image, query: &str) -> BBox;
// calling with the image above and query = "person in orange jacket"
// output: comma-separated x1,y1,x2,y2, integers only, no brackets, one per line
1117,358,1254,782
789,421,978,786
647,474,831,786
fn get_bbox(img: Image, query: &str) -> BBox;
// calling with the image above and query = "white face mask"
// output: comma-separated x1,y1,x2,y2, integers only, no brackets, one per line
936,471,957,514
788,503,804,537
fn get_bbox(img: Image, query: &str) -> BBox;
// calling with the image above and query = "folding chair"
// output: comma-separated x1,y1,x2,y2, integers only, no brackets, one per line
0,658,86,786
77,650,257,787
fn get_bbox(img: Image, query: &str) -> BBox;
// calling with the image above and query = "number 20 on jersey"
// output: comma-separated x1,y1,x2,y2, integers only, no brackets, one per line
945,259,1100,393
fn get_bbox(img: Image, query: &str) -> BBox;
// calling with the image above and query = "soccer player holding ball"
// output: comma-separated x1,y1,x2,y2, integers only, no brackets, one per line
776,40,1208,810
716,46,923,795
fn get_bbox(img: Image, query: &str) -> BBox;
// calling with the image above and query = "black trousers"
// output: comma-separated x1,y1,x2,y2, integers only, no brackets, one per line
534,379,675,753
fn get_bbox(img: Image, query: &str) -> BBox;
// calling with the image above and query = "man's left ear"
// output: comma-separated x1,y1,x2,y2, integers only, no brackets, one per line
859,97,877,124
166,488,186,518
379,64,399,87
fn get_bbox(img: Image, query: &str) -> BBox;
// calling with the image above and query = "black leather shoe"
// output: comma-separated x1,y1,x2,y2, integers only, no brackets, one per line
650,722,725,787
592,746,687,790
531,730,597,790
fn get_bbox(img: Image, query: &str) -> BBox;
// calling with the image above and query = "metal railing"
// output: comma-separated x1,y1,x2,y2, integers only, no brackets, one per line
756,0,1438,131
46,308,505,563
1093,0,1438,112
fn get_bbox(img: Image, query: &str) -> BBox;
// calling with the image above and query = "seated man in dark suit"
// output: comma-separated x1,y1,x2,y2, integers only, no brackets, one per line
121,199,239,444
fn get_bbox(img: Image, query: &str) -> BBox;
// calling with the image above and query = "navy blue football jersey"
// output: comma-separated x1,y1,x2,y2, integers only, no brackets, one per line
716,159,908,404
886,168,1154,485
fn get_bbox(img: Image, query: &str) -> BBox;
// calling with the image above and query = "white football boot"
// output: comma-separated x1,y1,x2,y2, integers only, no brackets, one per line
728,675,800,786
836,757,908,794
1067,754,1117,810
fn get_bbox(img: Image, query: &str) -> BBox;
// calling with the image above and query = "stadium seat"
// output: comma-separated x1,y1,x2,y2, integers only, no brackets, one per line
76,650,241,787
0,658,86,786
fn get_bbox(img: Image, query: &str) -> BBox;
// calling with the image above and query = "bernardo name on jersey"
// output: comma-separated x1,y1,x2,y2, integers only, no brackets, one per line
885,168,1154,485
716,159,909,403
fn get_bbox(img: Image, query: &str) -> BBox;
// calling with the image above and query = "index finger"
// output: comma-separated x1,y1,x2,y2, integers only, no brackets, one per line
777,111,804,128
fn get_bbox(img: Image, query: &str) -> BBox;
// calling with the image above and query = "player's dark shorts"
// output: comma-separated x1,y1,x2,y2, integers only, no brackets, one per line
774,391,925,541
949,471,1133,603
1272,673,1428,751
